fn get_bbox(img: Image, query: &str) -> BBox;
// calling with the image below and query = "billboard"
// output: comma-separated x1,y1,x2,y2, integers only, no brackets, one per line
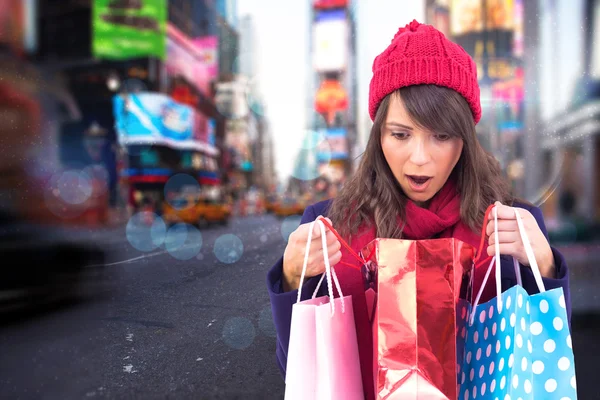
451,0,483,35
113,92,218,155
492,67,524,132
486,0,514,30
166,24,211,96
318,128,348,160
93,0,167,60
313,10,347,72
193,35,219,81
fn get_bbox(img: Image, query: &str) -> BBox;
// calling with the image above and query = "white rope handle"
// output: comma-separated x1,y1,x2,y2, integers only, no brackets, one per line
296,219,316,305
470,256,496,325
296,218,345,315
494,206,503,313
470,206,502,325
469,205,546,324
514,208,546,293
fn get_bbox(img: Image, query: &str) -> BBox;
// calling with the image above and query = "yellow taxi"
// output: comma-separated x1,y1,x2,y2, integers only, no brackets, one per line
274,195,304,218
162,197,203,226
198,187,230,225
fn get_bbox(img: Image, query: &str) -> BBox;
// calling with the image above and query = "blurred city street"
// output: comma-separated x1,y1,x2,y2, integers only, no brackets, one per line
0,214,291,400
0,213,598,399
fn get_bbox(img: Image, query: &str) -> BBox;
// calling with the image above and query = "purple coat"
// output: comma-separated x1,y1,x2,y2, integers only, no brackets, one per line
266,199,571,379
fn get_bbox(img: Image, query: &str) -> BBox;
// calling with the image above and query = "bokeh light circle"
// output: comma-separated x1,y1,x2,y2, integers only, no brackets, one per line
281,216,302,242
258,306,277,338
213,234,244,264
222,317,256,350
126,212,167,251
291,130,331,181
164,173,200,210
43,170,89,220
165,223,203,261
83,165,109,198
56,170,93,205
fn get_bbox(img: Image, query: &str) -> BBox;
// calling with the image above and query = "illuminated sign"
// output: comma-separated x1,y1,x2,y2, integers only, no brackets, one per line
313,10,347,72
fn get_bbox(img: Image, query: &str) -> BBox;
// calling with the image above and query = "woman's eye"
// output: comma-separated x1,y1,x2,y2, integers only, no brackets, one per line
435,133,451,141
391,132,409,140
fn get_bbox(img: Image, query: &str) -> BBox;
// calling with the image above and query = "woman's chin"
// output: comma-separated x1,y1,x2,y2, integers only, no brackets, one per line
403,190,434,205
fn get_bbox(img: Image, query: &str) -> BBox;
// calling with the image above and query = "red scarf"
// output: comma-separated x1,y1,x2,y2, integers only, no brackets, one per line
330,178,492,400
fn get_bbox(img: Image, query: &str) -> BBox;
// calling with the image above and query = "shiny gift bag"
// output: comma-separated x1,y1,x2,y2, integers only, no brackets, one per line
361,238,475,399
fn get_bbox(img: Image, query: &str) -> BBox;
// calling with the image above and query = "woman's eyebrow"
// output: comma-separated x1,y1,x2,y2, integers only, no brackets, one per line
386,122,414,130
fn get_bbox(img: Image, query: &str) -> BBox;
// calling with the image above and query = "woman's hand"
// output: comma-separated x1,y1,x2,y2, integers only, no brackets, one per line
282,217,342,292
486,202,556,278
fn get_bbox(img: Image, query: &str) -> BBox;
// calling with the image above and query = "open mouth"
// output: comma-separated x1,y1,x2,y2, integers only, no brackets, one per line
407,175,432,187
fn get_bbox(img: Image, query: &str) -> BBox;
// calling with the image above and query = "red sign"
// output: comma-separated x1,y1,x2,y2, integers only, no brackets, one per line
170,84,198,107
315,79,348,125
313,0,348,9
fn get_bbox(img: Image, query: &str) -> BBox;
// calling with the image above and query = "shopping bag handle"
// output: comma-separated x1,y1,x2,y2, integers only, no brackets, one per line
469,206,546,324
316,216,366,270
296,218,346,315
514,208,546,293
473,204,495,266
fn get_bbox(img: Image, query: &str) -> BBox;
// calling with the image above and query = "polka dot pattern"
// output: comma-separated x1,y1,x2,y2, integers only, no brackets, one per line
459,285,577,400
459,286,530,399
528,288,577,399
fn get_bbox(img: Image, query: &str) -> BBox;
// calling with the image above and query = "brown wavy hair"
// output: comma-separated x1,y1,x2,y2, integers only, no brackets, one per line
327,84,514,240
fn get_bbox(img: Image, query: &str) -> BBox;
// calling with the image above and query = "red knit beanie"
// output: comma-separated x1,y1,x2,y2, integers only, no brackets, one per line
368,19,481,124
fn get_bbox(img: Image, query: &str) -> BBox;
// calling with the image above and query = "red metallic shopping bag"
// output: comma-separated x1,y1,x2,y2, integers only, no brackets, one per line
360,238,474,399
317,205,496,399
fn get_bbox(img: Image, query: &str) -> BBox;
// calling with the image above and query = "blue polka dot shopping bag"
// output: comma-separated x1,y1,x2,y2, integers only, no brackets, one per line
459,208,577,400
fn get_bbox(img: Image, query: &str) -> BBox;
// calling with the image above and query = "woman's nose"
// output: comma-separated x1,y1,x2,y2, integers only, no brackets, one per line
409,138,431,166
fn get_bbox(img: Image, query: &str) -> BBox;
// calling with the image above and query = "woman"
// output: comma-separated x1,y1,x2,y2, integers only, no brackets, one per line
266,20,570,399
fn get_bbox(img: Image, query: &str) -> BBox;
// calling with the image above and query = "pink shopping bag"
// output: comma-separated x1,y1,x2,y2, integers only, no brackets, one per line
285,218,363,400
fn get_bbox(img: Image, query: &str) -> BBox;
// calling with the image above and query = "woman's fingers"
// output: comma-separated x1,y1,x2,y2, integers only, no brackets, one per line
486,219,518,237
329,250,343,266
488,231,520,246
487,243,519,258
326,239,342,256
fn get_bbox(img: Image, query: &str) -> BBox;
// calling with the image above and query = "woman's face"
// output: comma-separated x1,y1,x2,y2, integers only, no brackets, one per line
380,94,464,205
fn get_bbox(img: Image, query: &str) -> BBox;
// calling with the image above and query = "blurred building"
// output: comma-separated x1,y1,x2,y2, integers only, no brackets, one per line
240,15,277,193
427,0,529,197
218,14,276,198
427,0,600,229
216,0,238,31
538,0,598,223
291,0,357,194
33,0,229,220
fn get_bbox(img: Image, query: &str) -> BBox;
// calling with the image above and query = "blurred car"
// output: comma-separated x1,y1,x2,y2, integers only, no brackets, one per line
265,194,279,213
274,196,304,217
162,197,203,226
201,187,231,225
202,199,231,225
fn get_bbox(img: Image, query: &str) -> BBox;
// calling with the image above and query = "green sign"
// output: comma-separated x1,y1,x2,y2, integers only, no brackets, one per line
93,0,167,60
